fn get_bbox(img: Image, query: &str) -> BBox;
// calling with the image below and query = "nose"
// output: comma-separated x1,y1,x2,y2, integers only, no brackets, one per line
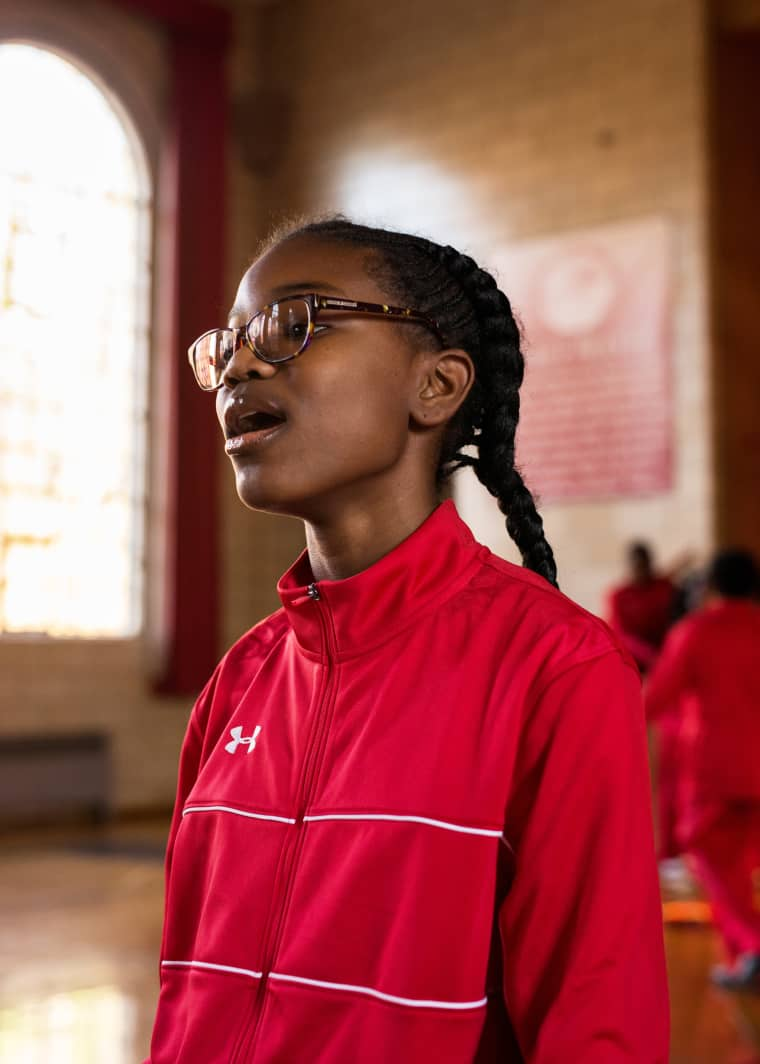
221,332,279,387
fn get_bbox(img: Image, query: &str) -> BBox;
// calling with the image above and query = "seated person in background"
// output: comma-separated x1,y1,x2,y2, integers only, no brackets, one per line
645,549,760,990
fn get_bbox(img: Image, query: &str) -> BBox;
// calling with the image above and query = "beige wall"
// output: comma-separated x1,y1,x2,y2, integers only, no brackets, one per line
0,1,186,813
0,1,306,813
221,3,307,652
252,0,714,615
0,0,714,813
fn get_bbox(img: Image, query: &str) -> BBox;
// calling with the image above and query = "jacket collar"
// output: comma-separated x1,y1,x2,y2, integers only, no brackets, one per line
277,500,481,660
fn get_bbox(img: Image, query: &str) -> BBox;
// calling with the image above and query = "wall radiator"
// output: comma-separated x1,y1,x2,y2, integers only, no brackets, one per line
0,732,111,826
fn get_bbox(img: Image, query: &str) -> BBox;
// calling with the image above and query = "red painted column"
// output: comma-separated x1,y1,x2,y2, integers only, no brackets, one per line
112,1,230,691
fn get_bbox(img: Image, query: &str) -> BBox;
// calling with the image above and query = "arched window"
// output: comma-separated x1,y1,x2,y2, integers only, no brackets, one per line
0,42,150,637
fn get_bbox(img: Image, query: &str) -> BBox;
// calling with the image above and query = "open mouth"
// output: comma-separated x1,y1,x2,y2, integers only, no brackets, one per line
237,411,286,434
224,408,288,455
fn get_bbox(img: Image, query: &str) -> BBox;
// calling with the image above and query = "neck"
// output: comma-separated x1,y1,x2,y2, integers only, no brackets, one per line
304,480,441,583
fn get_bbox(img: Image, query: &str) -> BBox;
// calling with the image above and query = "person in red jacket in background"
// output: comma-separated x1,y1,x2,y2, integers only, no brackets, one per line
145,217,669,1062
608,542,676,675
608,543,680,862
645,549,760,990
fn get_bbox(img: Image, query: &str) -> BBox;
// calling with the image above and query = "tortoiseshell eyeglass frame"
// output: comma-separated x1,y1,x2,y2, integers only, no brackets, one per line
188,292,445,391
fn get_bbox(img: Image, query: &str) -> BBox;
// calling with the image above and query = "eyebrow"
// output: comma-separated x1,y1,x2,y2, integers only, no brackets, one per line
227,281,347,323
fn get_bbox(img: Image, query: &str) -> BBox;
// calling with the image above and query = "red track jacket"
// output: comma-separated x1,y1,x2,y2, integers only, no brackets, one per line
147,501,669,1063
645,600,760,812
607,578,675,673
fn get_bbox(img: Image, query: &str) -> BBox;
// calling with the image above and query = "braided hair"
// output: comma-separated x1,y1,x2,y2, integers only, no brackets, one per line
266,216,558,588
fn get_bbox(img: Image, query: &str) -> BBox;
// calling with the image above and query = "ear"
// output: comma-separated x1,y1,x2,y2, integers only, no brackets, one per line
410,348,475,429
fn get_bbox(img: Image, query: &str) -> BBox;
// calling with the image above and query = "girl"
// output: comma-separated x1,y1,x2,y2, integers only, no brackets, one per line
146,218,669,1063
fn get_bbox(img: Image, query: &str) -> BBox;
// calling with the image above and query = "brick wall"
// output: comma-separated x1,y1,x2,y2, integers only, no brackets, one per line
0,0,714,813
0,1,306,814
0,0,191,813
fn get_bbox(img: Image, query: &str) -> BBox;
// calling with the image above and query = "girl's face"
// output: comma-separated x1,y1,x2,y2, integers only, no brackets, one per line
215,236,440,520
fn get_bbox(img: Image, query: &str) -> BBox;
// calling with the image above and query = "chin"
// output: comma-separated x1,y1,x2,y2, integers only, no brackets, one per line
234,474,289,515
231,465,310,518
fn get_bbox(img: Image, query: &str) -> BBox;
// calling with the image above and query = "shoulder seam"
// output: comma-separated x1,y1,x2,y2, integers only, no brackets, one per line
225,608,290,660
476,550,621,640
530,646,637,705
236,618,290,664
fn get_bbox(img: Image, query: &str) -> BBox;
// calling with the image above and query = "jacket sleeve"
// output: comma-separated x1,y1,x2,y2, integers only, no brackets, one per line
499,650,669,1063
141,671,219,1064
162,711,204,888
160,662,224,914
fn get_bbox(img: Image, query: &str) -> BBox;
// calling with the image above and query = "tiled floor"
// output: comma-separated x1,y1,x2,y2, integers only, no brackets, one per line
1,821,759,1062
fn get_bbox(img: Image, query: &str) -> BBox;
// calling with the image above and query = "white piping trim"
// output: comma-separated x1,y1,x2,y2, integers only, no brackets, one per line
269,971,487,1011
181,804,504,842
182,805,297,825
302,813,502,838
162,959,263,980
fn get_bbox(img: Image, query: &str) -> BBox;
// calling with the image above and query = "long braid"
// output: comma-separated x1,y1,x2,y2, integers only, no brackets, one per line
434,245,558,587
266,217,558,588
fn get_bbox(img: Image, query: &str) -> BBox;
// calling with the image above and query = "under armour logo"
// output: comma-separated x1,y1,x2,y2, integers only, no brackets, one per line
225,725,262,755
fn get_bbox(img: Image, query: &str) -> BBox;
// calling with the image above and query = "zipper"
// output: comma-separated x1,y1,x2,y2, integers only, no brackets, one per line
231,582,337,1063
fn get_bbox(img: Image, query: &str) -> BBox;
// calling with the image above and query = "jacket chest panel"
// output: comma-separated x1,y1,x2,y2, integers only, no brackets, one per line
189,627,525,829
312,648,523,828
188,645,327,816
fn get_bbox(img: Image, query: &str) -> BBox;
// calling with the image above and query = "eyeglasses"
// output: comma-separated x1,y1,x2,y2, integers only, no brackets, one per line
188,292,443,391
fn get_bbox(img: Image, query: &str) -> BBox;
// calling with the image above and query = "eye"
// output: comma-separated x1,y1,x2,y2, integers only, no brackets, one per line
285,320,309,342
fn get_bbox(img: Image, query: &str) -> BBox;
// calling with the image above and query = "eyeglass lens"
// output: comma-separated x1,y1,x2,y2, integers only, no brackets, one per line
192,298,312,389
192,330,234,390
249,298,311,363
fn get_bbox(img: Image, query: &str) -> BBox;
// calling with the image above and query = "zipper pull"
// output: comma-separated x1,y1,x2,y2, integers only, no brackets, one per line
307,583,320,601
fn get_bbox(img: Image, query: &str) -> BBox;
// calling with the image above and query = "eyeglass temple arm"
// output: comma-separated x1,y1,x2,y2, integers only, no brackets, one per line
314,296,443,341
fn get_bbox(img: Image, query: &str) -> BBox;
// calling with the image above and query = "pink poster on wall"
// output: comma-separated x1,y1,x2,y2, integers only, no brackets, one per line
492,216,673,502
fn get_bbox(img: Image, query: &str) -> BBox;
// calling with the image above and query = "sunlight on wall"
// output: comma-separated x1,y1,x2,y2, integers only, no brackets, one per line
0,43,150,636
335,149,489,251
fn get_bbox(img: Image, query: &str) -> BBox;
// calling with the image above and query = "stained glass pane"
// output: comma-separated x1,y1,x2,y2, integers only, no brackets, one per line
0,44,149,636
